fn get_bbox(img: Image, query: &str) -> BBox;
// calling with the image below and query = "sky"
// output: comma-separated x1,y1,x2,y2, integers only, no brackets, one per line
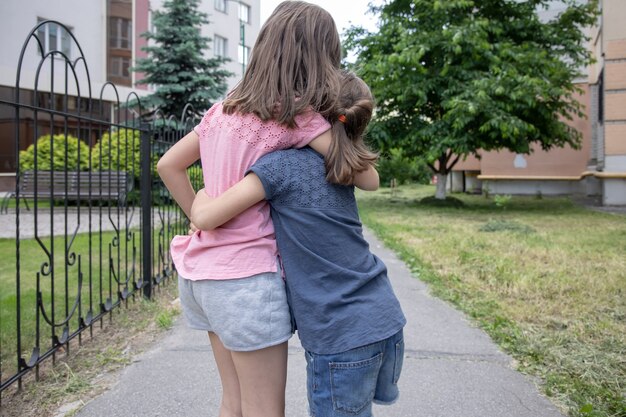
259,0,380,35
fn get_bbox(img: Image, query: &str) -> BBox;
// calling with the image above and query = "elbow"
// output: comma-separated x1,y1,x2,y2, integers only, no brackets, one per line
190,205,219,231
190,215,218,231
356,173,380,191
156,155,179,176
361,182,379,191
156,158,167,177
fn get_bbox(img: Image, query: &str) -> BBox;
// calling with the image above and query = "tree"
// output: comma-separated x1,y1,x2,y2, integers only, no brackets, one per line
134,0,232,118
346,0,598,199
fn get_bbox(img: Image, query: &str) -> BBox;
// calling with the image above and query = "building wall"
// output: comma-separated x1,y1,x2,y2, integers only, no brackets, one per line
600,0,626,204
149,0,261,93
480,85,592,178
0,0,149,103
0,0,105,96
452,1,626,204
134,0,150,89
0,0,260,179
208,0,261,90
108,0,133,87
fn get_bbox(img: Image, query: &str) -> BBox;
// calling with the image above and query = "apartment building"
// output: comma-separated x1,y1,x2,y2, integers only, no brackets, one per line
0,0,259,186
149,0,261,89
451,0,626,205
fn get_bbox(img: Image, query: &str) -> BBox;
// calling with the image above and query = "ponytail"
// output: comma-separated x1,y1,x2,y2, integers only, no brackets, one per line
325,86,378,185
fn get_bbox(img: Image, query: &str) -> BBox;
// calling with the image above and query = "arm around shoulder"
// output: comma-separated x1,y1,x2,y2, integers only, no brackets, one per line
309,130,379,191
353,165,379,191
191,173,266,230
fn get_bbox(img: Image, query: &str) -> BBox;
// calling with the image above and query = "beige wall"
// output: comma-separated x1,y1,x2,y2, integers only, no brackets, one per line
603,1,626,159
453,154,481,171
458,85,592,178
603,0,626,42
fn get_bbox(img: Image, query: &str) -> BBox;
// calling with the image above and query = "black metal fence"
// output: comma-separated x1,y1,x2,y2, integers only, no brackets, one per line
0,21,201,394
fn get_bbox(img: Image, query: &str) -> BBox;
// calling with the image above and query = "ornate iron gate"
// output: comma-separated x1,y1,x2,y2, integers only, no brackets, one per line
0,20,201,394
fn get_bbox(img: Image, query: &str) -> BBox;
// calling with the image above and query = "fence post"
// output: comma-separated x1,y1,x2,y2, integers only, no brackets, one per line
140,124,153,299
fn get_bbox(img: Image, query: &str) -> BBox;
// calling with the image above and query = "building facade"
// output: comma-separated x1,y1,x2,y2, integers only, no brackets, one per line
451,0,626,205
149,0,261,90
0,0,259,187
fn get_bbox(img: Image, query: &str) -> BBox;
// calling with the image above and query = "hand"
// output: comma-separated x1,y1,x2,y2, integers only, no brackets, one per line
190,188,215,232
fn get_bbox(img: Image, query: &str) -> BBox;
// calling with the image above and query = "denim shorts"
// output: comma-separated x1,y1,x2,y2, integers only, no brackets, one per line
305,329,404,417
177,269,293,352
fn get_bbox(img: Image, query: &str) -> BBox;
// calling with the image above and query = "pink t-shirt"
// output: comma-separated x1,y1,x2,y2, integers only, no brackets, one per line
170,102,331,280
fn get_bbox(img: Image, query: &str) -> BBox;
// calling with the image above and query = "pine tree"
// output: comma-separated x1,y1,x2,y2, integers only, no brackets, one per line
134,0,232,118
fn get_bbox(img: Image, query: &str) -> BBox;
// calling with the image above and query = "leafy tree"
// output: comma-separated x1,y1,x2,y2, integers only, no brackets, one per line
346,0,598,199
134,0,232,118
377,148,431,186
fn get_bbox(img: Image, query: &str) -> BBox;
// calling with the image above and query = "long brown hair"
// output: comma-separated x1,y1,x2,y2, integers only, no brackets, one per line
325,71,378,185
223,1,341,128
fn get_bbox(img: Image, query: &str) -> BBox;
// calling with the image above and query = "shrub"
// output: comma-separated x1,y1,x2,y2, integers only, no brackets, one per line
187,165,204,191
493,194,513,209
91,129,141,179
19,134,89,171
377,148,431,187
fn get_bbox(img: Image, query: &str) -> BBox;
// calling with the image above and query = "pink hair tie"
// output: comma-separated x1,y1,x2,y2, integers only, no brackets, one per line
338,114,347,124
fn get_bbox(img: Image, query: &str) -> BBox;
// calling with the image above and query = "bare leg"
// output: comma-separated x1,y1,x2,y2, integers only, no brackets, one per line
231,341,288,417
208,332,243,417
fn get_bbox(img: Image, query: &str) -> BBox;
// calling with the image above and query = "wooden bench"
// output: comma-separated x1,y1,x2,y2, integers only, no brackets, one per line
1,170,133,213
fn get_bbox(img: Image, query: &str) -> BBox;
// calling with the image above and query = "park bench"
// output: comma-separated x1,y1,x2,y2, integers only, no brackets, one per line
1,170,133,213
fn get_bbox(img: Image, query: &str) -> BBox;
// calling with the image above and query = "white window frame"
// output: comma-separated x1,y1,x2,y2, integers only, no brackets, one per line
110,17,132,50
214,35,228,58
36,19,72,59
238,44,250,65
239,2,251,24
110,56,131,78
215,0,227,13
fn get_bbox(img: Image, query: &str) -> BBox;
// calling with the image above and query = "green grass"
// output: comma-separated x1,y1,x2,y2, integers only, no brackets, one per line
357,184,626,417
0,221,184,384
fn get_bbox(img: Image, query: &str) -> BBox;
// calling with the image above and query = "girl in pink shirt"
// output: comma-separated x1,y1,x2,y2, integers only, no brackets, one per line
156,2,376,417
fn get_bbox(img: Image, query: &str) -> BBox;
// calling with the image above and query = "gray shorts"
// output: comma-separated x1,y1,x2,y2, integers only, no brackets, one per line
177,269,293,351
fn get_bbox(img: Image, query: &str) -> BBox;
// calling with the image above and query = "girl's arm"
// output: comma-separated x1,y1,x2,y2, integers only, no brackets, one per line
308,131,380,191
156,130,201,218
353,165,380,191
190,174,265,230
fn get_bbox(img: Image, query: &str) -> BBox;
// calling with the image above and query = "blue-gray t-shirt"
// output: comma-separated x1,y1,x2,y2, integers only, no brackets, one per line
249,148,406,354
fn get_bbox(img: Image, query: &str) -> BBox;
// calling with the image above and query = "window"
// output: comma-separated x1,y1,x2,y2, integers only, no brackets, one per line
110,56,131,78
214,35,228,58
239,3,250,24
36,19,72,58
109,17,132,50
215,0,227,13
598,70,604,123
238,44,250,66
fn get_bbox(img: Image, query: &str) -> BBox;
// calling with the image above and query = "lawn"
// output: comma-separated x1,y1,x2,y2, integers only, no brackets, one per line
0,223,181,387
357,185,625,417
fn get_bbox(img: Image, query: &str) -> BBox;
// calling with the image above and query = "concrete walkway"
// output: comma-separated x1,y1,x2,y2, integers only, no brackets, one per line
0,207,166,239
74,229,564,417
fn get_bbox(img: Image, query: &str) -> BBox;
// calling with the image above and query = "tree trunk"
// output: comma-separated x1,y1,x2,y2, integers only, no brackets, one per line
435,173,447,200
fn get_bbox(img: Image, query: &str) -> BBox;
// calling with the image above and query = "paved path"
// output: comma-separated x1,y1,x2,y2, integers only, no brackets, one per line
0,207,166,239
74,229,564,417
